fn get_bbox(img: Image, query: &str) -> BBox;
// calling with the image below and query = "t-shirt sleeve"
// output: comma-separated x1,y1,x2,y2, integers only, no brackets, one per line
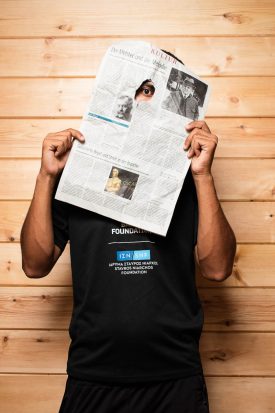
191,172,199,247
193,194,198,247
51,176,70,253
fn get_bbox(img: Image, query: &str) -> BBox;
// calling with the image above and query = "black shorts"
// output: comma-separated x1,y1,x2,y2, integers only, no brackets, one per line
58,373,210,413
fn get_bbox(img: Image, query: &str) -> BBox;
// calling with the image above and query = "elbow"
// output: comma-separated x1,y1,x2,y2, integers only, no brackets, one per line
200,268,233,282
22,265,49,278
212,269,233,282
200,254,236,282
199,232,237,282
21,259,52,279
199,252,236,282
21,248,56,279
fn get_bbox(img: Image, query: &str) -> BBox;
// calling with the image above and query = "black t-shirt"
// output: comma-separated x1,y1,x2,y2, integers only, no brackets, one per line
51,167,204,384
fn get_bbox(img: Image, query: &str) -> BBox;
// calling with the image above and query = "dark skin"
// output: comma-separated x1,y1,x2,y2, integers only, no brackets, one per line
184,120,236,281
20,82,236,281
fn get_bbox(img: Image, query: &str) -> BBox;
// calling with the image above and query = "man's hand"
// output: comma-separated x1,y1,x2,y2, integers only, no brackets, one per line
183,121,218,176
39,128,85,178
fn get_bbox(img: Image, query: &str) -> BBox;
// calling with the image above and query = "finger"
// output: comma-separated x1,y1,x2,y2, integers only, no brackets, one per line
192,139,202,157
46,132,81,155
187,147,194,158
49,128,85,142
185,120,211,133
187,138,201,158
184,128,215,150
53,133,75,148
47,138,68,156
186,134,217,158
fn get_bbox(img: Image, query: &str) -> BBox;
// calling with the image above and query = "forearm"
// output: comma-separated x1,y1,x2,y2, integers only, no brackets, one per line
20,171,57,277
193,173,236,281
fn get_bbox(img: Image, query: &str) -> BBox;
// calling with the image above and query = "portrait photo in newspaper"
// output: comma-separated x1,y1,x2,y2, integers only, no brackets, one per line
114,94,134,122
162,68,208,121
104,166,139,200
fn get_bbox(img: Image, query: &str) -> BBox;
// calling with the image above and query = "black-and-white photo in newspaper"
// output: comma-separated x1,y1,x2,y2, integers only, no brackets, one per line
114,94,134,122
162,68,208,120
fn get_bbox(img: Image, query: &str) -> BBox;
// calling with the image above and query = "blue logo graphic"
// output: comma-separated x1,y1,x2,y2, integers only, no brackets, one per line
116,250,151,261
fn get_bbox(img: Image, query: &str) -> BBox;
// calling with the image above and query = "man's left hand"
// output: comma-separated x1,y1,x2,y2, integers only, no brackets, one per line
183,121,218,176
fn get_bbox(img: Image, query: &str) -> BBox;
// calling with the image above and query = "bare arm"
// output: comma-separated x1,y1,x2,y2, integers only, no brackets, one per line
193,173,236,282
20,172,60,277
20,128,85,278
184,120,236,282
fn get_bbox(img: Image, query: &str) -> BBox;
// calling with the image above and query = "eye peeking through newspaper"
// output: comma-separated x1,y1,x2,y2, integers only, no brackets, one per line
135,80,155,101
54,41,211,236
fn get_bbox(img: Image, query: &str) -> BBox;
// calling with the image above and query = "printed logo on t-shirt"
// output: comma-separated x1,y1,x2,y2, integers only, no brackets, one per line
117,250,151,261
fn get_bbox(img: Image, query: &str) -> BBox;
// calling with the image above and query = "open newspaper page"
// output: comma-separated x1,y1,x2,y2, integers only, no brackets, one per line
54,41,211,236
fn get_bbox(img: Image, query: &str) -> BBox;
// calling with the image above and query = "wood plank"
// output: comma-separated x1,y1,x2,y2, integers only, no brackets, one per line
0,78,275,117
0,286,275,330
221,202,275,242
1,37,275,77
0,287,73,329
1,118,275,158
0,78,91,118
0,374,66,413
200,332,275,376
205,376,275,413
208,118,275,158
0,243,71,286
197,244,275,287
2,243,275,287
1,201,274,243
1,159,275,201
0,330,69,373
200,288,275,331
212,160,275,201
0,329,275,374
1,0,275,37
0,375,274,413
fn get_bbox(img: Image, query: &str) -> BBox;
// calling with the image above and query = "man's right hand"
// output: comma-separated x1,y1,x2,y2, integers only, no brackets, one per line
39,128,85,178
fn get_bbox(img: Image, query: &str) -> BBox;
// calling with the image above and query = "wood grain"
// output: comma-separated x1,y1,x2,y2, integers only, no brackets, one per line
1,1,275,410
0,374,274,413
1,200,274,243
1,159,275,201
2,243,275,287
1,0,275,37
0,286,275,330
1,37,275,77
1,77,275,117
1,329,275,374
1,118,274,158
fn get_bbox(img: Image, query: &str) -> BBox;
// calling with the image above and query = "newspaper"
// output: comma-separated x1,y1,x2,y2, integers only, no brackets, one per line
54,41,211,236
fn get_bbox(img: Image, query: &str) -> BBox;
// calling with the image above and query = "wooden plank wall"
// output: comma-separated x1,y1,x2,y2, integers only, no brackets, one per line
0,1,275,412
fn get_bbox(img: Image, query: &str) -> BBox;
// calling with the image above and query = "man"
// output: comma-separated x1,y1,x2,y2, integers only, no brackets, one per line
114,94,134,122
179,77,199,120
20,50,236,412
